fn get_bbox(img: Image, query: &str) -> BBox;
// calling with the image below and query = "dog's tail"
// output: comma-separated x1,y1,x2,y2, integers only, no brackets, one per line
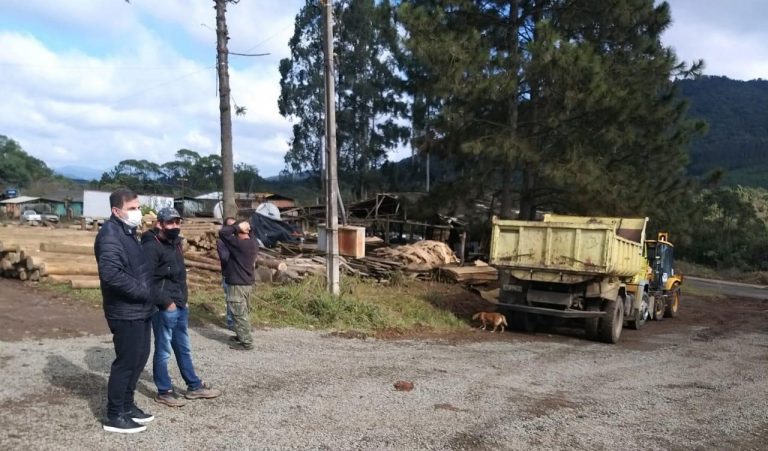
500,315,508,326
472,313,480,321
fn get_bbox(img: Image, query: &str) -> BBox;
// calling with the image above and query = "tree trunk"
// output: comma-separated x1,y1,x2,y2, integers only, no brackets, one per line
215,0,236,218
499,0,520,220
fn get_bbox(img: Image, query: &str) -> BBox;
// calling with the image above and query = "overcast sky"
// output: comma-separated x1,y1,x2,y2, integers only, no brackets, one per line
0,0,765,179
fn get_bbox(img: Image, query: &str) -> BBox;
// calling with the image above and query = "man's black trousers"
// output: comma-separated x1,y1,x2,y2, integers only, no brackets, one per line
106,317,152,418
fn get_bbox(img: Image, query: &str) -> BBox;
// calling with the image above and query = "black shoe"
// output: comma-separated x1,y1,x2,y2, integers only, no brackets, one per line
127,405,154,424
103,415,147,434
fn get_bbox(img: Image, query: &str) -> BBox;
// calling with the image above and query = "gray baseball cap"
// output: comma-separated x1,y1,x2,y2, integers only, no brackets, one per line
157,207,182,222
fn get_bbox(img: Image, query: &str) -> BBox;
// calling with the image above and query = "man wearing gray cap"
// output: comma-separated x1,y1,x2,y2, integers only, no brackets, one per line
142,207,221,407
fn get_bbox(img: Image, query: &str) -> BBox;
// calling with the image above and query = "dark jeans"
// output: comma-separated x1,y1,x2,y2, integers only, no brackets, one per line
152,306,202,393
106,317,152,419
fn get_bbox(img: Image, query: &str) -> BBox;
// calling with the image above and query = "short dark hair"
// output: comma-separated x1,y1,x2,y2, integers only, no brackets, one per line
224,216,237,226
110,188,138,209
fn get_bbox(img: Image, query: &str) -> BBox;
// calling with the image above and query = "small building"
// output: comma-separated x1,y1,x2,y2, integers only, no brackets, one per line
0,196,82,219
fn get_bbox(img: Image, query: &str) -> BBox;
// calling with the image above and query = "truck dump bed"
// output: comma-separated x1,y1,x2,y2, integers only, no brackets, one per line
489,215,647,282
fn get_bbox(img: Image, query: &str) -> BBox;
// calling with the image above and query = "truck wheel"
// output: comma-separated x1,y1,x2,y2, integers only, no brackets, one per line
652,295,665,321
664,287,680,318
584,298,601,340
598,298,623,344
629,294,649,330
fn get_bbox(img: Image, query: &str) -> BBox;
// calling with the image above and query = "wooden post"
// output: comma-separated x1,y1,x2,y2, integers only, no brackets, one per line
384,218,390,245
459,231,467,265
323,0,340,295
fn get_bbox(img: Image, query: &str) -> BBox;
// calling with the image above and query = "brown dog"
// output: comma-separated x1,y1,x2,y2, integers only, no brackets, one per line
472,312,508,333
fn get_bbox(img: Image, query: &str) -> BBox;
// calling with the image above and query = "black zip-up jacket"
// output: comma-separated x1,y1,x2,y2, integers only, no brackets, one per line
94,215,153,320
141,228,188,309
219,224,259,286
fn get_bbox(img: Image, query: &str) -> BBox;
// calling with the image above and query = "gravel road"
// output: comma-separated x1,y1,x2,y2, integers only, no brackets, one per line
1,291,767,450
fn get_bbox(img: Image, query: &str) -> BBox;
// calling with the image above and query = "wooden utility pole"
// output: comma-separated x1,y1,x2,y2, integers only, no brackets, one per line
323,0,340,295
215,0,236,218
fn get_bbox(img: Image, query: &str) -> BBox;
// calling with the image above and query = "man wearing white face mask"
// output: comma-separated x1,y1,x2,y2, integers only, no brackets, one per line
94,188,154,433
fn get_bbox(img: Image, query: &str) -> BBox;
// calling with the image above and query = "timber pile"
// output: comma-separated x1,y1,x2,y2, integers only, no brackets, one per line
440,260,498,285
367,240,458,272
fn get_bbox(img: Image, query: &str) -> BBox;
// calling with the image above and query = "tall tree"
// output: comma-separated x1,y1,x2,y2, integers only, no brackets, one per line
215,0,238,217
0,135,54,187
399,0,704,219
279,0,409,199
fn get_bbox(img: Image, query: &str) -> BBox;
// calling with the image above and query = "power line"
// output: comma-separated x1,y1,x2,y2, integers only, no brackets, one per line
111,65,215,106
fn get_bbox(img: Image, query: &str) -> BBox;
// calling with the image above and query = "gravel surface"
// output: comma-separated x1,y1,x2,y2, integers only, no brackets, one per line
2,298,767,451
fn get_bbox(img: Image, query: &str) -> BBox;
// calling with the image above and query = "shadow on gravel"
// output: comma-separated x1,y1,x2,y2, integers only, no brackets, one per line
192,324,235,345
83,346,155,400
44,355,107,420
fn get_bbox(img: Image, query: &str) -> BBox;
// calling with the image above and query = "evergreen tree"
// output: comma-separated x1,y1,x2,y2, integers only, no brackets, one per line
399,0,704,219
279,0,409,199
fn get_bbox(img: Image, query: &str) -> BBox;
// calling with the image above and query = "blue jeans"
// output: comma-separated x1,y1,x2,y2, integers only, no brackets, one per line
152,306,202,393
223,279,234,329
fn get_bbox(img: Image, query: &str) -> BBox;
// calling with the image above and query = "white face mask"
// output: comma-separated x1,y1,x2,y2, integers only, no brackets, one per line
120,209,143,228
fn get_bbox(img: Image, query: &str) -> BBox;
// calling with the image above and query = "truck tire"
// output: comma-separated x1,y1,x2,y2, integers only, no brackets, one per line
652,295,665,321
664,286,680,318
598,298,623,344
584,298,601,340
628,294,649,330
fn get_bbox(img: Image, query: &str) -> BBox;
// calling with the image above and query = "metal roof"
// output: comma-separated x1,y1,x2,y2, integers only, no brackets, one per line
0,196,40,204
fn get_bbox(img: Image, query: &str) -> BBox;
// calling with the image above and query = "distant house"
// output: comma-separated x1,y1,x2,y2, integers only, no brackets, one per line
174,196,206,217
195,191,296,211
0,196,83,219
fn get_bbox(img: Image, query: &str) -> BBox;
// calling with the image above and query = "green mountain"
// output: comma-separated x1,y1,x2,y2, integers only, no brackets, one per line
679,76,768,186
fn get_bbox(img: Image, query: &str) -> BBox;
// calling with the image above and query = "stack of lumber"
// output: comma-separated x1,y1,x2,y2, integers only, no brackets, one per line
368,240,459,272
440,260,498,285
0,225,100,286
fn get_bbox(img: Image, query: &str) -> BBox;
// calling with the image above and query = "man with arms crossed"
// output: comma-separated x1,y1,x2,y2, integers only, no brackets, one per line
94,188,154,433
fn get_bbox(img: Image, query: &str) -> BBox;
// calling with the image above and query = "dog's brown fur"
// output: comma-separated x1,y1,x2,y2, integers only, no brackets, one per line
472,312,508,333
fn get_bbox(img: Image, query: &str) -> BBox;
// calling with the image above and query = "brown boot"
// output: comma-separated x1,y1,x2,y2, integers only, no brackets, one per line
154,391,187,407
185,382,221,400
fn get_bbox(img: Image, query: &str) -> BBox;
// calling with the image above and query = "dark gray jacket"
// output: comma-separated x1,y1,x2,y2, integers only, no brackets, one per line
94,215,153,320
141,228,188,309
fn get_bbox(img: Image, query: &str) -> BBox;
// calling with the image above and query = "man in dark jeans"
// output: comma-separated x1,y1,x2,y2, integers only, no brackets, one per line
219,220,259,350
142,207,221,407
94,188,154,433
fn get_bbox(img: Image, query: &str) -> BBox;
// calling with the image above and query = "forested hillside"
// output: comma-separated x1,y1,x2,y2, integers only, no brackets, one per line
680,76,768,185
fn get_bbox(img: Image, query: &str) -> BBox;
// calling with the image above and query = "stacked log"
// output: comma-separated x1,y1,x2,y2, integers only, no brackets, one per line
440,260,498,285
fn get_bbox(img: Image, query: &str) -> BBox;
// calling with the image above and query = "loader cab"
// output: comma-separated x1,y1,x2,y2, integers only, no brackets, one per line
646,232,675,291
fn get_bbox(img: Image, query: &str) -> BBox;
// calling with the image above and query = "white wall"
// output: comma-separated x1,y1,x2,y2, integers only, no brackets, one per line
83,190,174,218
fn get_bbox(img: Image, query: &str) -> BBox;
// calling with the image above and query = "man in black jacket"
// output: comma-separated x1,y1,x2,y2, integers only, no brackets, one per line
219,221,259,350
94,188,154,433
142,207,221,407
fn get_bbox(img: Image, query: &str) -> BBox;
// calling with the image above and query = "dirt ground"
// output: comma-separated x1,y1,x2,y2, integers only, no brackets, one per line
0,279,107,341
1,278,767,450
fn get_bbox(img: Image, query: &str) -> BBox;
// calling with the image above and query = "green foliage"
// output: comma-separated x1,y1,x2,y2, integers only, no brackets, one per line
0,135,54,187
679,76,768,182
399,0,704,220
279,0,409,198
671,187,768,270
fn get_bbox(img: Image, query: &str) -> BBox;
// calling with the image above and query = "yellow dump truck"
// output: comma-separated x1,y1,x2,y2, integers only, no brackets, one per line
489,214,666,343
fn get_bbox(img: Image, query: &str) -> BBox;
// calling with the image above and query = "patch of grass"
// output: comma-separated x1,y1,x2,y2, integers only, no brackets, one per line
677,260,768,285
41,282,103,307
36,276,471,334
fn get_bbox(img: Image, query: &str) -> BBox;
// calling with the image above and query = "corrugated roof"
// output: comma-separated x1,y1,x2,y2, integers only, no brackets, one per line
0,196,40,204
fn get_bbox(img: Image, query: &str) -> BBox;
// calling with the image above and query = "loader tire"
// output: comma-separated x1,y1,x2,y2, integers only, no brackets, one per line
665,286,680,318
584,298,601,340
629,294,649,330
598,298,623,344
652,295,665,321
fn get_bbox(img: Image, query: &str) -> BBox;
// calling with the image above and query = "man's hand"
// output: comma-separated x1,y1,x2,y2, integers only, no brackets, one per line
166,302,177,312
237,221,251,234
